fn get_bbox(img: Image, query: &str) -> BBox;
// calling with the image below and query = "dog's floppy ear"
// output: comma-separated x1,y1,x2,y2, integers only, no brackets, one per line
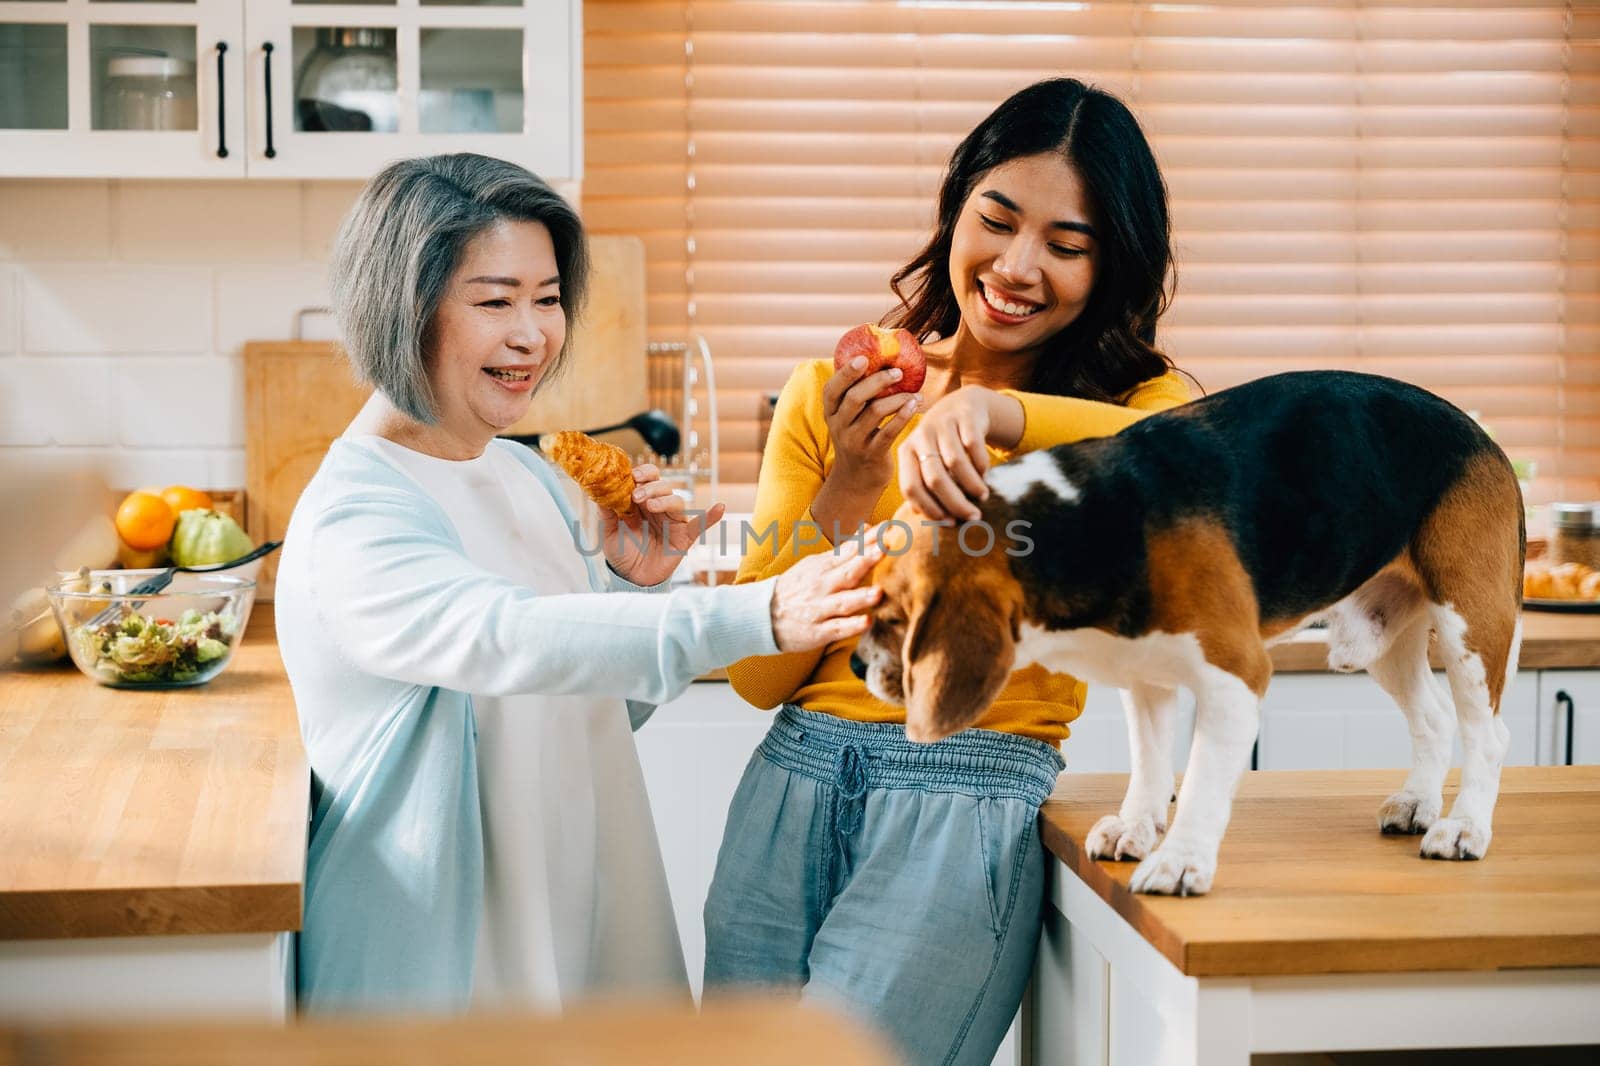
903,576,1021,743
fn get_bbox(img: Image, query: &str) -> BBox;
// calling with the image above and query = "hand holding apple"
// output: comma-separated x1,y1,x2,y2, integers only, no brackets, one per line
832,324,926,397
813,326,926,539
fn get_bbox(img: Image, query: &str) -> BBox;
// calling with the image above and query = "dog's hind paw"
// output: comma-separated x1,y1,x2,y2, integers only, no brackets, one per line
1378,790,1441,835
1130,840,1216,896
1420,817,1491,860
1086,814,1163,862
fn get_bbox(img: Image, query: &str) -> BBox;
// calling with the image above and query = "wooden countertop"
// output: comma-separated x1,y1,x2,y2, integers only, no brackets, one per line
0,605,306,940
1269,608,1600,671
0,998,895,1066
1040,766,1600,978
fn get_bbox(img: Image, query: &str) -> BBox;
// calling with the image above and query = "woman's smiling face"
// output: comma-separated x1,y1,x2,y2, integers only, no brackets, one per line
425,218,565,447
948,152,1099,362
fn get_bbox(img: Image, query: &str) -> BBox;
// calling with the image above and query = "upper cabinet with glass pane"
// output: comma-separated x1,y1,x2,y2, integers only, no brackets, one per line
0,0,580,180
0,0,246,176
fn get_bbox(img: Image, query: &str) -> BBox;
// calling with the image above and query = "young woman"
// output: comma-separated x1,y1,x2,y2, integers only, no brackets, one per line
704,79,1194,1064
275,153,885,1013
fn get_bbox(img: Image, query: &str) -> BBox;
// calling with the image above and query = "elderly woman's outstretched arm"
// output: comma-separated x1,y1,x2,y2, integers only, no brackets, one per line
301,484,779,705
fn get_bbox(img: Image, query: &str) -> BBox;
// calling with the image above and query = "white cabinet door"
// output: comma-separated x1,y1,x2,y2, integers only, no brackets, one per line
1258,671,1539,770
243,0,578,179
633,681,771,998
1536,671,1600,766
0,0,246,177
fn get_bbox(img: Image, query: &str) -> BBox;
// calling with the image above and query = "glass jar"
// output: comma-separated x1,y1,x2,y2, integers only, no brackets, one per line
103,55,197,131
1550,503,1600,570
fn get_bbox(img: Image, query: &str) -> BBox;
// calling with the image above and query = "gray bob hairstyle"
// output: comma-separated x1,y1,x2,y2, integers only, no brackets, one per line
329,153,589,424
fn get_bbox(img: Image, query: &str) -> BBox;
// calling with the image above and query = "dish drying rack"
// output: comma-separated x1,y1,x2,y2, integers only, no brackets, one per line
643,336,719,508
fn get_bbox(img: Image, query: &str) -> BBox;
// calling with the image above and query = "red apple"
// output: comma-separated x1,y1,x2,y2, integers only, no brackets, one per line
832,324,926,397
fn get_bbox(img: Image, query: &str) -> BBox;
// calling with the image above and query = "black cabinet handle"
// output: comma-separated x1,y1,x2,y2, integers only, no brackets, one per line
1556,689,1575,766
214,42,228,158
262,41,277,159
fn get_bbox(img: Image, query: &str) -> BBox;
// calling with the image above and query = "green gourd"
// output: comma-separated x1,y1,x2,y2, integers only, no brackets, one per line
169,509,254,568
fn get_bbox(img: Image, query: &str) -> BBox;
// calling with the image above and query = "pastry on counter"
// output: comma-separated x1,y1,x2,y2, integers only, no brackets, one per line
539,431,638,517
1523,558,1600,601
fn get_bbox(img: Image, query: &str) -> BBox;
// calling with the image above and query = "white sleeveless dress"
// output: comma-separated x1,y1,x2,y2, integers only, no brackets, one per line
361,437,687,1011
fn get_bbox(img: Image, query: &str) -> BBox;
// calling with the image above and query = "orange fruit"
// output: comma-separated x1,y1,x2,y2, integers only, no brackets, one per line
160,485,213,516
114,491,176,551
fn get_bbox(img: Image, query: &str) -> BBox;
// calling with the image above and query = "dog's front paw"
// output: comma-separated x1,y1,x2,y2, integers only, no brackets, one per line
1378,790,1441,835
1420,817,1491,860
1086,814,1163,861
1129,840,1216,896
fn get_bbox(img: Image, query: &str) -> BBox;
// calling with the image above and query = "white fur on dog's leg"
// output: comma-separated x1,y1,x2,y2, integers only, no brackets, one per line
1130,669,1259,897
1365,618,1451,837
1421,606,1511,862
1087,813,1163,861
1130,838,1216,896
1420,816,1492,860
1378,789,1442,835
1090,684,1180,862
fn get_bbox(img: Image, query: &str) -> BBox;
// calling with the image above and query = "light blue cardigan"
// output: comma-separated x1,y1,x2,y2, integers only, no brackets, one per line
274,437,779,1013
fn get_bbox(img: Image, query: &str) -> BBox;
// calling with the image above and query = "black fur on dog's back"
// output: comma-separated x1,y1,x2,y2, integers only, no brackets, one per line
993,370,1521,636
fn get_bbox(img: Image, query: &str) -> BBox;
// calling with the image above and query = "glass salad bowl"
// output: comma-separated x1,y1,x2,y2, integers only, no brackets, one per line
46,570,256,688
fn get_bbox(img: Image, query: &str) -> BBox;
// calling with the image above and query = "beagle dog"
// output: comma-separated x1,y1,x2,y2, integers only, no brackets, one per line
850,370,1524,895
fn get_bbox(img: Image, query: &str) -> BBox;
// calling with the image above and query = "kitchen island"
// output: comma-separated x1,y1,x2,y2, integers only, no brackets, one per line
3,605,1599,1031
1030,767,1600,1064
0,605,306,1020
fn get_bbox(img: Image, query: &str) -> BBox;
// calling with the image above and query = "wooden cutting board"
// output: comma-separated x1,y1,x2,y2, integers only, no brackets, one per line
245,235,646,599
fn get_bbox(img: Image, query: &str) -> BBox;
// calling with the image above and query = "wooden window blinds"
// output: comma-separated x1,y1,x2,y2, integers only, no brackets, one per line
584,1,1597,514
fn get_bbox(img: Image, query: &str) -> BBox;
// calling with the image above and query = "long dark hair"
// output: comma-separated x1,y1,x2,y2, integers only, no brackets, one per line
887,78,1179,403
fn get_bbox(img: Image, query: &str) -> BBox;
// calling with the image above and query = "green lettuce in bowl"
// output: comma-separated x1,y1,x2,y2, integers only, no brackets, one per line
72,609,238,685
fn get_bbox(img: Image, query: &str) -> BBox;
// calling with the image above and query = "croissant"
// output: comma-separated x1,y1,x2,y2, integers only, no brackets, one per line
1551,562,1589,600
540,431,637,516
1524,565,1554,599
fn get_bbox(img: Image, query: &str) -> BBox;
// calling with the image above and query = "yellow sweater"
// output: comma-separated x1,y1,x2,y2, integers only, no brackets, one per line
727,359,1193,745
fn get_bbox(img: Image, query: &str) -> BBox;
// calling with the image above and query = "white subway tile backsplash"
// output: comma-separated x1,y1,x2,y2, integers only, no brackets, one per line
301,182,365,261
22,265,211,354
209,448,247,489
213,265,331,355
0,358,117,446
0,266,16,353
0,181,112,260
2,174,584,493
117,182,303,264
100,447,214,492
115,357,243,447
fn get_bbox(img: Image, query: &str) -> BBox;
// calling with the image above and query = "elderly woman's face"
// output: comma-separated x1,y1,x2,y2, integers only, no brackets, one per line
426,218,566,439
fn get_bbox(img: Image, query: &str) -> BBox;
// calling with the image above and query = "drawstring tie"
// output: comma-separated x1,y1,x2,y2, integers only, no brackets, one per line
833,743,870,837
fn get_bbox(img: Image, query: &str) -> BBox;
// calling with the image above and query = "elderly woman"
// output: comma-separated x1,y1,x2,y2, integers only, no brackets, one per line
275,154,882,1014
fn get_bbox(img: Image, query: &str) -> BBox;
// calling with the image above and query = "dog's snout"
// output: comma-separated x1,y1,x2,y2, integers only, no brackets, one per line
849,652,868,680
